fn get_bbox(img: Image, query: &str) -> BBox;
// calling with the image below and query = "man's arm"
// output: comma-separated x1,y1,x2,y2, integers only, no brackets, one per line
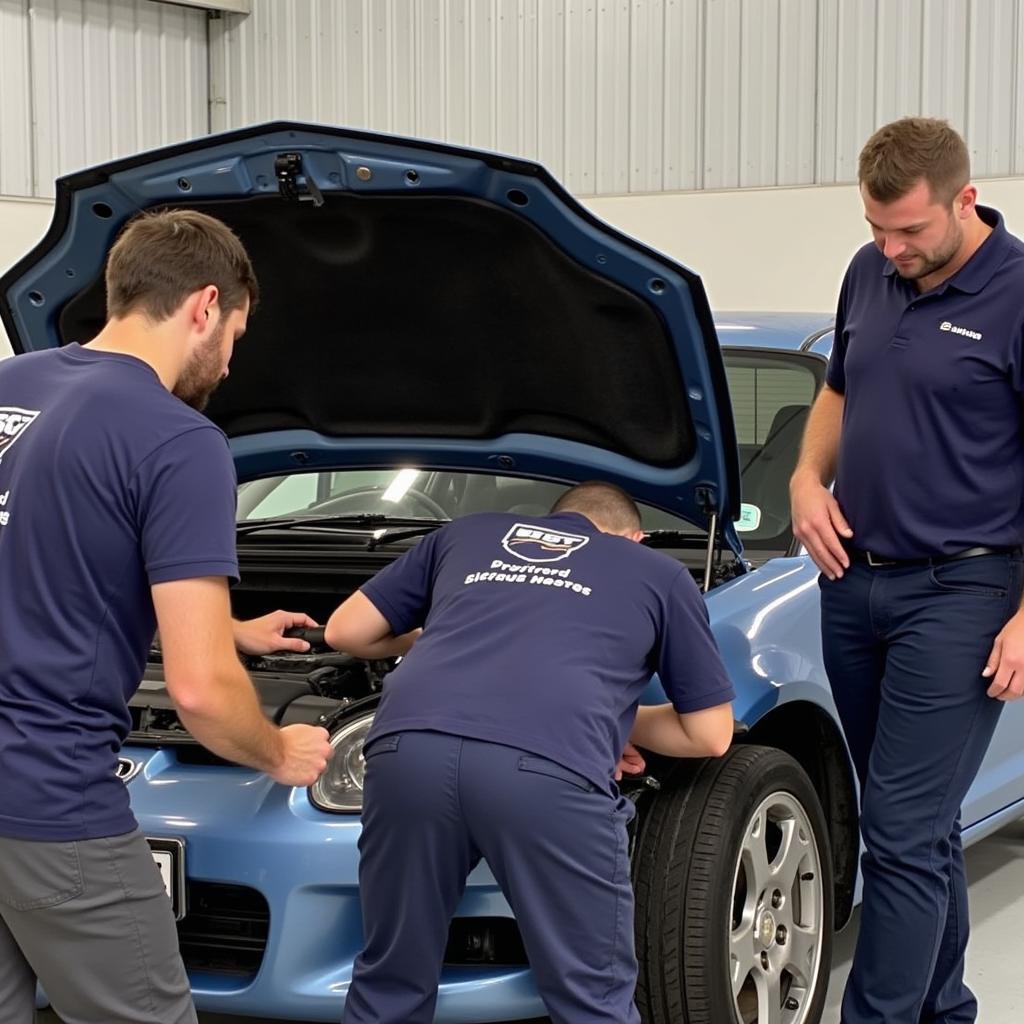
790,384,854,579
629,702,733,759
325,591,420,659
153,577,332,786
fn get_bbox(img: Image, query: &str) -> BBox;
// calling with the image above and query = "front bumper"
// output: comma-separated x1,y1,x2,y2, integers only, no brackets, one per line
118,745,544,1022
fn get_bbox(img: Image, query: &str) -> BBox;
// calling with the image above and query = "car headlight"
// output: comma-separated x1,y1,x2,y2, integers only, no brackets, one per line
310,713,375,813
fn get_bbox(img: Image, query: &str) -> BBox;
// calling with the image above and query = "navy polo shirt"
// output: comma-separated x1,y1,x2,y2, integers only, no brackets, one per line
828,207,1024,558
361,511,735,792
0,345,239,840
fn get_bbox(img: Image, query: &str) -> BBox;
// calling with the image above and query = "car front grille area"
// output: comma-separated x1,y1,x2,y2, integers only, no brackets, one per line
444,917,528,967
177,882,270,979
176,884,526,982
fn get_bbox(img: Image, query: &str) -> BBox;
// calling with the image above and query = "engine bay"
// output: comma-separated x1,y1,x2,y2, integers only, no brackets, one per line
131,543,401,749
132,628,395,751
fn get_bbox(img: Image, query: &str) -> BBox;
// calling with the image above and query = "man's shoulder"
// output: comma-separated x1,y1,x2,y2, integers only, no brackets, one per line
977,220,1024,308
73,380,228,481
845,241,886,282
434,512,526,553
0,347,61,381
101,386,227,468
1,348,222,445
999,227,1024,264
137,396,224,443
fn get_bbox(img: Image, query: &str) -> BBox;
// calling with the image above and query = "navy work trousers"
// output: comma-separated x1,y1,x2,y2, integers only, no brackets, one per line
342,730,640,1024
820,553,1023,1024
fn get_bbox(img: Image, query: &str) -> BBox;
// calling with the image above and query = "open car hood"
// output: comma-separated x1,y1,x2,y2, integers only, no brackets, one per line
0,122,740,551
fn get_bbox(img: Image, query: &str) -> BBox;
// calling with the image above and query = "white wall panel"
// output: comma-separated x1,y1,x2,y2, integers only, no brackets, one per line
1015,0,1024,176
814,0,839,183
628,0,664,195
776,0,816,184
534,0,566,177
966,0,1017,178
415,0,445,141
563,0,598,193
920,0,969,131
205,0,1024,196
875,0,923,126
467,0,496,148
702,0,741,188
831,0,876,182
499,0,525,153
662,0,702,192
518,0,541,160
0,0,33,197
31,0,206,196
390,0,416,135
5,0,1024,203
596,0,630,195
739,0,780,188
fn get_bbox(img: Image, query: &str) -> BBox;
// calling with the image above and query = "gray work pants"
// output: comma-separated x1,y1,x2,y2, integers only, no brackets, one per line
0,829,195,1024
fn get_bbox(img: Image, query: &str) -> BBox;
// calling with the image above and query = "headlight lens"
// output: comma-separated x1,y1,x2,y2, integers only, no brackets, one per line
310,713,375,813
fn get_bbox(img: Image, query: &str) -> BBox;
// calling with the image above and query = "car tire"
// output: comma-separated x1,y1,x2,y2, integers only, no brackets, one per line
632,745,834,1024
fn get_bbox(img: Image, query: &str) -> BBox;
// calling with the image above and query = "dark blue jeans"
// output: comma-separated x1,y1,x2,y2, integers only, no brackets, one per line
343,730,640,1024
820,553,1023,1024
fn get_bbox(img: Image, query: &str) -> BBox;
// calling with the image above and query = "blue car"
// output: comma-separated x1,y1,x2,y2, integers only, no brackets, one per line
3,125,1023,1024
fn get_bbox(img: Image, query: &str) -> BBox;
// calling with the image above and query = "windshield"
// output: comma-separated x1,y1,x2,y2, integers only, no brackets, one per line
237,468,690,529
236,349,823,553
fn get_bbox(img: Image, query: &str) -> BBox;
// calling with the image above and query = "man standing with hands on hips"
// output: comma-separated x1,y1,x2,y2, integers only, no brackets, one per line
791,117,1024,1024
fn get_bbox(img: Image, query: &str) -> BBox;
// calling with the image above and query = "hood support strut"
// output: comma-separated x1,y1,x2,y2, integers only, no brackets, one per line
702,511,718,593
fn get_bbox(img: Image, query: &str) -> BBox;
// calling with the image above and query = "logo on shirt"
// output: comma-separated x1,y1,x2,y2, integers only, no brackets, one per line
0,407,40,462
501,523,591,563
939,321,983,341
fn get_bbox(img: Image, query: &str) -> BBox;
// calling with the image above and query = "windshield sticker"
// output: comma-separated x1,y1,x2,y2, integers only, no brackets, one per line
736,503,762,532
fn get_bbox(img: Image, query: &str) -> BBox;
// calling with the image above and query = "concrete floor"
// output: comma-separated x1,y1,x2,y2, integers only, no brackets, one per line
36,818,1024,1024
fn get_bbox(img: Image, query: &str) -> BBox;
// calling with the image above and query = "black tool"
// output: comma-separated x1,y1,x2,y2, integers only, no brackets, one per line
282,625,327,647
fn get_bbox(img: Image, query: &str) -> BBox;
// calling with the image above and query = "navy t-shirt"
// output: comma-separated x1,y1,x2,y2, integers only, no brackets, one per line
828,207,1024,558
0,345,239,840
361,511,734,791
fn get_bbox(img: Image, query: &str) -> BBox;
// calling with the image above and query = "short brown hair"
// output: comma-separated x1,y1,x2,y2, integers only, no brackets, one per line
105,209,259,322
858,117,970,205
551,481,641,533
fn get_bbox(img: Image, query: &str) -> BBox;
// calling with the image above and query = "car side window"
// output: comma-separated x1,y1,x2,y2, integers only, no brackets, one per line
726,354,820,550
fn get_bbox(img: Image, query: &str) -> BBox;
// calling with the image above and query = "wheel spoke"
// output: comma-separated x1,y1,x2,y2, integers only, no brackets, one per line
730,919,758,997
783,924,819,986
743,811,772,891
755,964,784,1024
773,818,808,890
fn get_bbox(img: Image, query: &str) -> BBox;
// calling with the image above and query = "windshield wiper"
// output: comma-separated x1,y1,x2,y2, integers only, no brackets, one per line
367,525,445,548
236,513,449,538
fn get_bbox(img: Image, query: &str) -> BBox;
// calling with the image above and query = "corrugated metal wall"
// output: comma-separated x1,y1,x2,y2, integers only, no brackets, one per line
0,0,208,198
2,0,1024,200
209,0,1024,197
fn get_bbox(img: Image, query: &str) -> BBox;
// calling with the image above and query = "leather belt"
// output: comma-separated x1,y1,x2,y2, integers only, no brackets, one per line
848,544,1022,569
